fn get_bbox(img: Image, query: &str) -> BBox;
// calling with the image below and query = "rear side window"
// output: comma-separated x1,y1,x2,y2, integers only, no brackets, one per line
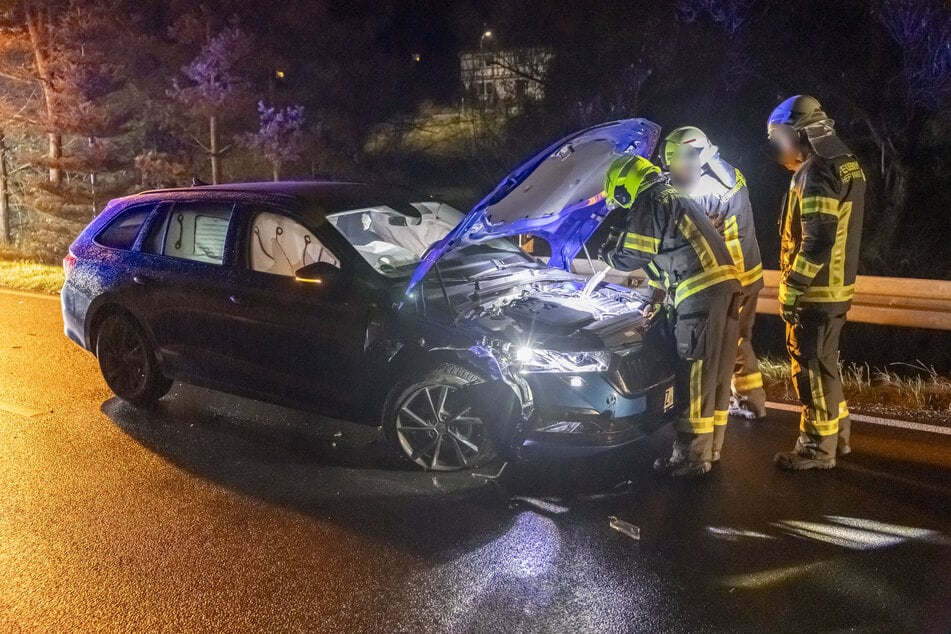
95,205,153,250
143,202,234,265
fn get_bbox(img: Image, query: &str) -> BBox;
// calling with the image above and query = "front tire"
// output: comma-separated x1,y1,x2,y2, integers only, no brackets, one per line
96,312,172,407
383,363,495,471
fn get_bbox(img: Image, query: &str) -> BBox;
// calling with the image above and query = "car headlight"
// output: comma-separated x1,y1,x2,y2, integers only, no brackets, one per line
512,347,611,373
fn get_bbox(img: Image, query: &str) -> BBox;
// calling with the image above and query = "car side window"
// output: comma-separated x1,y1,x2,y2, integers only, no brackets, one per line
143,202,234,265
95,204,153,250
248,211,339,277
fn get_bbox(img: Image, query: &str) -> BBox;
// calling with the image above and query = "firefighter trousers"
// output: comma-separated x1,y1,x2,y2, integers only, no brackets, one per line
785,310,852,458
732,288,767,416
671,291,741,463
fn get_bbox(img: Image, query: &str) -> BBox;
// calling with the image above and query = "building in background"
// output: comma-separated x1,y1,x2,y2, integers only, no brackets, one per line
460,47,553,110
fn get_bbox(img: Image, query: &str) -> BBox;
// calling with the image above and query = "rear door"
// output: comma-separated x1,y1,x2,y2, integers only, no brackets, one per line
224,205,372,406
134,199,245,386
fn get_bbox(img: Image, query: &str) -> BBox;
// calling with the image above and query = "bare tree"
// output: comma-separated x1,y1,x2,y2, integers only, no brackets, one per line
853,0,951,257
675,0,756,36
23,0,62,185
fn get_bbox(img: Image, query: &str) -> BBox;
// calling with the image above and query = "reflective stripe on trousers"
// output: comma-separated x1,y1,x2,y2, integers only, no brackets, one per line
674,292,741,462
732,289,766,409
785,311,850,438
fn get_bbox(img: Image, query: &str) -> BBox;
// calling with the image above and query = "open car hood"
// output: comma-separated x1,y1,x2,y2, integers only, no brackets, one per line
407,118,661,294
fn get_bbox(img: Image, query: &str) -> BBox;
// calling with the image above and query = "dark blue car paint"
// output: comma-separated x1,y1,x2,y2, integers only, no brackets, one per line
63,181,677,459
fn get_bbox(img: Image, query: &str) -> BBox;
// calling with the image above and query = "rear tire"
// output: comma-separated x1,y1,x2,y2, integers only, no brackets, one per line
383,363,495,471
96,312,172,407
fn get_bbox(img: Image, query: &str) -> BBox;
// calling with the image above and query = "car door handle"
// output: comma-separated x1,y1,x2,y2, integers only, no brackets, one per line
132,275,147,286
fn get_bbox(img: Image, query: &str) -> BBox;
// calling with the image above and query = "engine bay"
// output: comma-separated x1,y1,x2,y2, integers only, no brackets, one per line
464,277,651,343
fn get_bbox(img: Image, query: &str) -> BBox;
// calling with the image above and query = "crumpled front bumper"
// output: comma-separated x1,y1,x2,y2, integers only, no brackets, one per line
459,369,678,460
518,371,677,458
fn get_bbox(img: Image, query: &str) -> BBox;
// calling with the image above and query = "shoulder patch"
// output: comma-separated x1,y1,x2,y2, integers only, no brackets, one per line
838,160,865,183
654,185,680,205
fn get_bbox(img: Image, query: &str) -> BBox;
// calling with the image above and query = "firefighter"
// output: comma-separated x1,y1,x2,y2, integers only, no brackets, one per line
660,126,767,422
600,155,741,477
767,95,865,470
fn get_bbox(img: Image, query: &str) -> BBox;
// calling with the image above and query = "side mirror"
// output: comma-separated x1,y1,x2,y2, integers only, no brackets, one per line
294,261,341,285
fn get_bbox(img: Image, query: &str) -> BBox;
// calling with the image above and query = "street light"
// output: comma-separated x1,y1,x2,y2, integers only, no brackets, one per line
480,29,493,51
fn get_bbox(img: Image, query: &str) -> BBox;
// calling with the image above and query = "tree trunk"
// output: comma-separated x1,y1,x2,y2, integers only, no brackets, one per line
48,132,61,184
0,132,9,245
877,158,910,255
25,3,62,184
209,114,220,184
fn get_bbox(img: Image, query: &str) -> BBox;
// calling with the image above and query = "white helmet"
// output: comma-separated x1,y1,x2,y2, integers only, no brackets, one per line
659,126,718,171
660,126,730,190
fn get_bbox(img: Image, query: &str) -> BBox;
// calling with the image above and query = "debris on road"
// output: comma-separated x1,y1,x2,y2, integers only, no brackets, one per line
609,516,640,541
471,461,509,481
579,479,634,501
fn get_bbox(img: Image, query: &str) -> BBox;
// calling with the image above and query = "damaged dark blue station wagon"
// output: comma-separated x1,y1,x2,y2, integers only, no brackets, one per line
62,118,680,471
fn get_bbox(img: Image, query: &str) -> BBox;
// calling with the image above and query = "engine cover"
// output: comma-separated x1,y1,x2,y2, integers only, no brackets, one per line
503,297,594,334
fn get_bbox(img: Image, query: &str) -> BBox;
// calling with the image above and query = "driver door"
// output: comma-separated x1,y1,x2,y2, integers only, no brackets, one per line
226,207,369,406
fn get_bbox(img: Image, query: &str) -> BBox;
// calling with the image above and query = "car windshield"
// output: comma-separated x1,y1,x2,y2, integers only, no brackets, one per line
328,201,527,276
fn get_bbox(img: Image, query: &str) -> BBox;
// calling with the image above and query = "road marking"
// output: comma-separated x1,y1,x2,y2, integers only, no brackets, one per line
0,400,46,418
0,287,60,301
767,401,951,436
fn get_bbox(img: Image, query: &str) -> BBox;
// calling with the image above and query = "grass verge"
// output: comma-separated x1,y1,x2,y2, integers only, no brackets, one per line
0,259,64,294
759,355,951,423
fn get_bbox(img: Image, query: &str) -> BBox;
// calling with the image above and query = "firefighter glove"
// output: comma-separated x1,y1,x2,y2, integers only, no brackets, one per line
780,284,803,325
598,227,624,266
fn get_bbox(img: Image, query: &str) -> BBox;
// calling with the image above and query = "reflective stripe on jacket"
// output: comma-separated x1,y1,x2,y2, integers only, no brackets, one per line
686,159,764,292
779,154,865,314
606,182,740,306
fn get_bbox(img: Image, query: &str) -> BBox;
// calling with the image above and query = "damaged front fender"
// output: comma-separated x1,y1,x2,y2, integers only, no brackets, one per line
454,379,527,461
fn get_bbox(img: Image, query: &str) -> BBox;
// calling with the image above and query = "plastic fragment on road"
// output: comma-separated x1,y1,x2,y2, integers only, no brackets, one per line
471,461,508,481
609,516,640,541
580,480,634,501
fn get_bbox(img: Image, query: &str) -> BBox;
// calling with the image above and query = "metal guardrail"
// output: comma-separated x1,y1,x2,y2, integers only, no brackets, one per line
757,270,951,331
565,259,951,331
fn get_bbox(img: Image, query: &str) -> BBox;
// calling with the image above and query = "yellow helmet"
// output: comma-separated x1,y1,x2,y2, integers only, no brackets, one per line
604,155,662,210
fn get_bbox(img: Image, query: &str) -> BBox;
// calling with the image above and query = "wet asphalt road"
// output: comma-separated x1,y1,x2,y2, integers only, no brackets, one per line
1,290,950,633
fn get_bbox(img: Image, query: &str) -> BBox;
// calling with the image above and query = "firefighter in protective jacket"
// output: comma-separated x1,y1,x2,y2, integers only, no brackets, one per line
600,155,741,477
660,126,767,420
767,95,865,470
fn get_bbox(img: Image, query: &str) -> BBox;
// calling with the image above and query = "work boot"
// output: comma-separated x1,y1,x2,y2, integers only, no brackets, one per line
654,434,712,477
774,434,836,471
728,395,767,421
653,458,712,477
